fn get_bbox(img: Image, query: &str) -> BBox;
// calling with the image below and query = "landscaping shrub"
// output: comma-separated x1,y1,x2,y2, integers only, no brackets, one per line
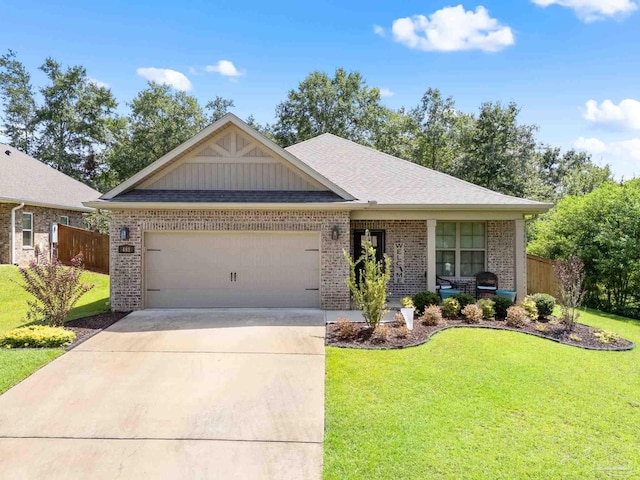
555,255,586,332
336,318,357,340
413,291,440,314
594,329,620,344
396,325,410,338
569,333,583,342
451,293,475,309
505,306,528,328
521,297,539,321
420,305,444,326
530,293,556,318
535,322,548,333
0,325,76,348
443,298,461,319
401,297,414,308
344,232,392,329
393,312,405,328
492,295,514,319
371,325,390,343
15,255,94,327
461,304,483,324
478,298,495,319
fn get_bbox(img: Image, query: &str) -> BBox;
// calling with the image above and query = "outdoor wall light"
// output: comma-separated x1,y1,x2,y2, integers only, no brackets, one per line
120,227,130,241
331,225,340,240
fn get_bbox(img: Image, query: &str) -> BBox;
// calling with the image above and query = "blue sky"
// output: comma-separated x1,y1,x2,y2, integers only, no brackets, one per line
2,0,640,177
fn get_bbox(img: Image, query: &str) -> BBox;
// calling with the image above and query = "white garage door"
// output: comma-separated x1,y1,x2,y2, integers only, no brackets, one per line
144,231,320,308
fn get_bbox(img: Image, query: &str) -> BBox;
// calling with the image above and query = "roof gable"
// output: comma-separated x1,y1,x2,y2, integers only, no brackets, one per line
0,145,101,211
102,114,354,200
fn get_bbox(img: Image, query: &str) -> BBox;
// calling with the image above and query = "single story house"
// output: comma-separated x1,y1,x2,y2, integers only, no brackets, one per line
85,114,551,311
0,144,101,266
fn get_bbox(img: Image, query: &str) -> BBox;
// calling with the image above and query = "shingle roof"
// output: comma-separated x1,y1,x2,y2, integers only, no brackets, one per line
112,190,345,203
286,133,547,208
0,144,101,211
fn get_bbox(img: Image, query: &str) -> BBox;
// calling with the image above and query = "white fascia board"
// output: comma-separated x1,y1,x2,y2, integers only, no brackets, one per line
0,197,94,212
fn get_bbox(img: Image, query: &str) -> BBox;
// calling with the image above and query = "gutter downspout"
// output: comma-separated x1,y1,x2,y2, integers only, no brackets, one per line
10,203,24,265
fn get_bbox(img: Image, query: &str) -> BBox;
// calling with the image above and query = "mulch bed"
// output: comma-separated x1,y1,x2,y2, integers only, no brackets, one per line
65,311,129,349
326,315,635,351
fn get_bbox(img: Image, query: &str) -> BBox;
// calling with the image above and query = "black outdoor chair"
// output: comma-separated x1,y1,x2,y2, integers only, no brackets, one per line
475,271,498,298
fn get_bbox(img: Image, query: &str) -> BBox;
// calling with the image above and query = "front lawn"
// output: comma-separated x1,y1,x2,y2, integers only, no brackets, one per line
0,265,109,394
324,309,640,479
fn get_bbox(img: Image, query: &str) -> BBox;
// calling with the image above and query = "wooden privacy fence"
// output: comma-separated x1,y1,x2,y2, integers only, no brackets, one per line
57,224,109,274
527,254,559,298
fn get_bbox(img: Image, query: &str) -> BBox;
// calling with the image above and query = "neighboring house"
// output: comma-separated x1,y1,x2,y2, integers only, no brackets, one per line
85,114,551,311
0,144,101,266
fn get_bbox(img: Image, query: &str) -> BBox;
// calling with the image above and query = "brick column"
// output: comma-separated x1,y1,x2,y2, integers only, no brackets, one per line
426,219,437,292
514,219,527,302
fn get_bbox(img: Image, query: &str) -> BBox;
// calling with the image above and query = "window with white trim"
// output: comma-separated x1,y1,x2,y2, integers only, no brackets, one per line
60,216,69,226
22,213,33,248
436,222,486,277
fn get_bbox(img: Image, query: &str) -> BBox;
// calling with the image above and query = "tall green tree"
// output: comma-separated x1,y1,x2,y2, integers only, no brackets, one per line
272,68,388,147
410,88,463,172
455,101,538,197
205,96,235,123
36,58,118,184
0,50,38,155
525,147,612,202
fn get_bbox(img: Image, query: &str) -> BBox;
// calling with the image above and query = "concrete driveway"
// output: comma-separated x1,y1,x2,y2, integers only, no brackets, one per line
0,309,326,479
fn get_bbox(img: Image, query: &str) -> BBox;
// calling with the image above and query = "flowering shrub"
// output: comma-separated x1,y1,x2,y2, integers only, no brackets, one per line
0,325,76,348
15,255,94,327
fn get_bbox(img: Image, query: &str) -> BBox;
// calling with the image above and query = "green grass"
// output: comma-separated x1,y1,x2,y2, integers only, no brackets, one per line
0,265,109,394
324,309,640,479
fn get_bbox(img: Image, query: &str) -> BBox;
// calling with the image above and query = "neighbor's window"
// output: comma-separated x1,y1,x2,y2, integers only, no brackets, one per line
60,216,69,226
436,222,486,277
22,213,33,248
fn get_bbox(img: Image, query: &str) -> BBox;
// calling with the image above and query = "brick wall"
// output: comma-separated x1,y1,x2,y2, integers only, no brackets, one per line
0,203,84,265
487,220,516,290
350,220,427,298
109,209,351,311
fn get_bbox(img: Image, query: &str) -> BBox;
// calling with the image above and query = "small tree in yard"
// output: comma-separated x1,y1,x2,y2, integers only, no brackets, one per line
554,255,586,332
344,231,391,329
15,255,94,327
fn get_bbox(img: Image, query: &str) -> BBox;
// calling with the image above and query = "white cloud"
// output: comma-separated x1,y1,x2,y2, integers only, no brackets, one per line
205,60,244,77
531,0,637,22
389,5,515,53
136,67,192,91
87,77,109,89
574,136,640,178
373,24,386,37
584,99,640,130
379,88,395,98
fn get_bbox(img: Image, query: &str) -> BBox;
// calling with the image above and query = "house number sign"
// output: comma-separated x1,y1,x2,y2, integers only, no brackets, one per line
118,245,135,254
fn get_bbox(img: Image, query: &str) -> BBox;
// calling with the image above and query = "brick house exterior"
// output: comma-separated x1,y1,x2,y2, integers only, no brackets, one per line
0,203,85,265
87,114,550,312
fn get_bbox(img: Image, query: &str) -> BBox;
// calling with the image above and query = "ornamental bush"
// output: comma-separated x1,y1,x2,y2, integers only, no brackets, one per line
15,255,94,327
521,297,539,321
461,304,483,324
530,293,556,319
492,295,514,319
443,298,461,319
412,291,440,315
0,325,76,348
420,305,444,326
451,293,475,309
336,318,357,340
506,306,529,328
478,298,496,320
371,325,390,343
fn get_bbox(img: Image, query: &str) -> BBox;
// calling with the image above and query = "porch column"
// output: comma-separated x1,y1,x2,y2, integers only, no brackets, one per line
427,219,437,292
514,219,527,302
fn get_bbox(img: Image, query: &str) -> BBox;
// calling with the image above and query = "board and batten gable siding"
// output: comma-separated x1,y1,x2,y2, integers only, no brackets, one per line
137,125,326,192
109,209,351,311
